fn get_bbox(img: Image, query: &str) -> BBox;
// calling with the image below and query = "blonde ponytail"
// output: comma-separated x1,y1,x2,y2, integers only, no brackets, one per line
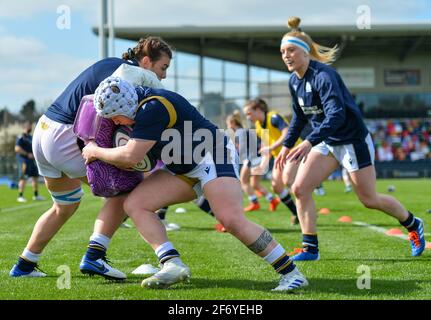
309,42,339,64
283,16,339,64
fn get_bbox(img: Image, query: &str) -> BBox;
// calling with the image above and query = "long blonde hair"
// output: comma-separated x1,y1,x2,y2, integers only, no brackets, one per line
282,17,339,64
226,110,244,128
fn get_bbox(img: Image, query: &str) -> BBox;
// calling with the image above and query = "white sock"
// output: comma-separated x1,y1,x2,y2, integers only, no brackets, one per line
90,233,111,249
278,189,289,199
155,242,175,258
248,195,257,202
263,244,286,264
22,248,41,263
194,195,205,206
265,192,274,201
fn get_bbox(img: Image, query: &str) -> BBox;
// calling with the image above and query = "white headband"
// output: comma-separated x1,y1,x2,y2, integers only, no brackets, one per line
280,36,310,53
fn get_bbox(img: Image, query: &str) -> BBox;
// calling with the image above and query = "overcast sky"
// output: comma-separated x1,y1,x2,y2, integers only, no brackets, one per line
0,0,430,113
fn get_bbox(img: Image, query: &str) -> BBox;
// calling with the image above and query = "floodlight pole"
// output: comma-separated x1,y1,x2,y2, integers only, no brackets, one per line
199,37,205,115
108,0,115,57
99,0,108,59
245,39,253,100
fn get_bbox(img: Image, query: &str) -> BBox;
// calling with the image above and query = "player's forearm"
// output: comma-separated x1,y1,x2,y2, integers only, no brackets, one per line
283,111,306,148
270,128,289,150
93,145,138,168
270,133,287,151
15,146,30,157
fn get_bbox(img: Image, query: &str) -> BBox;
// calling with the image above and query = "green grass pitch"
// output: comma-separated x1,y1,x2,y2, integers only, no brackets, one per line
0,179,430,300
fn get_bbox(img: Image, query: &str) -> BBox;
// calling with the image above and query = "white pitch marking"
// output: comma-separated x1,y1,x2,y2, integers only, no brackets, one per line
1,202,50,213
352,221,431,247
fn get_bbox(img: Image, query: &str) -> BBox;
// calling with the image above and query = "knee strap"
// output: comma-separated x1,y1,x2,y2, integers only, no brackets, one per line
50,187,84,205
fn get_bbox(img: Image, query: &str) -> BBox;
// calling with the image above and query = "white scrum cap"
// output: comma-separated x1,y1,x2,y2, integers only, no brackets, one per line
94,76,138,119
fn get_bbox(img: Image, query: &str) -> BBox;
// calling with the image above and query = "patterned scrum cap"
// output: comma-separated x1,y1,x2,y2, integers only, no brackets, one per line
93,76,138,119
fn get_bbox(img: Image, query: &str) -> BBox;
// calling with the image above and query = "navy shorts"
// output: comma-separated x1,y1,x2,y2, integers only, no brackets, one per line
17,158,39,179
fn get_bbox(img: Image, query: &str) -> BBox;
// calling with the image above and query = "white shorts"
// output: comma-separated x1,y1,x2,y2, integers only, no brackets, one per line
312,133,375,173
244,157,262,168
168,140,239,198
33,115,87,179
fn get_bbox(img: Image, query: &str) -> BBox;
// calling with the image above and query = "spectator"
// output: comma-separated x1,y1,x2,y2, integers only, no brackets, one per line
15,122,44,202
366,119,431,161
377,141,394,161
394,146,407,161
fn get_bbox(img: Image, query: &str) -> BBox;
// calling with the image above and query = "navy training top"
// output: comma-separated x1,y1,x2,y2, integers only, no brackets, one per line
283,60,368,148
15,133,33,160
262,113,289,131
45,57,138,124
132,86,227,175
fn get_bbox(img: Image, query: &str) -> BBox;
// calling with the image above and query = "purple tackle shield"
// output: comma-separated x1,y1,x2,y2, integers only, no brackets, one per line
73,95,102,143
73,95,143,197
